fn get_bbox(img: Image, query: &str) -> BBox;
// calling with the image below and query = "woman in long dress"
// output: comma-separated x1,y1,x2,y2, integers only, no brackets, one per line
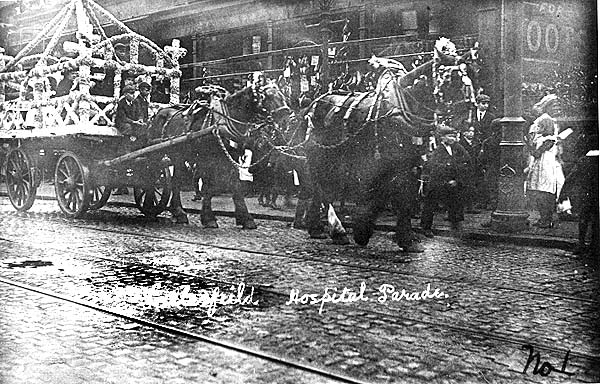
525,94,564,228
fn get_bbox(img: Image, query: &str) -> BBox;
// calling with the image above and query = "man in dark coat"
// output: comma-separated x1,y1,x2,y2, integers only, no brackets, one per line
113,84,146,196
459,125,485,212
135,80,151,123
473,93,499,210
559,146,599,258
420,125,471,237
114,84,145,137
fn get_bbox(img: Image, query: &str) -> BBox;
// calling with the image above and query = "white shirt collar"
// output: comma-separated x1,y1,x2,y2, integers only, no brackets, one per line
442,142,453,155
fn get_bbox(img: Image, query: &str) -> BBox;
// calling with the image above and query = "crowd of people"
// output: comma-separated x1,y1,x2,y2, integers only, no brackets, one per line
22,65,596,257
416,93,499,237
179,87,597,258
416,92,598,257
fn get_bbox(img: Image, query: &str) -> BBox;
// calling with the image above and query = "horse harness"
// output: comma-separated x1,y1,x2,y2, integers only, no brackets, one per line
305,69,432,154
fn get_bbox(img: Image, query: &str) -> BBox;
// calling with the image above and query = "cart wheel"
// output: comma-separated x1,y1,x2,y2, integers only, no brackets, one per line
54,152,91,218
89,185,111,210
5,148,37,212
134,167,172,217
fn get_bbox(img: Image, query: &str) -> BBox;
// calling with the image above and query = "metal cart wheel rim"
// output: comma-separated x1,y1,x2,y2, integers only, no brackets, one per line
5,148,37,212
54,151,91,218
89,185,111,210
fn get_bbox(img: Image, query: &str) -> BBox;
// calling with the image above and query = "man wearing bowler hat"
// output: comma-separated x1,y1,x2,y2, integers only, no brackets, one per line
420,124,471,237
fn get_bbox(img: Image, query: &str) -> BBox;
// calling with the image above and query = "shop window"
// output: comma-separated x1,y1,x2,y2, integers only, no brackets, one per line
243,35,262,55
428,10,440,35
401,10,418,34
252,35,261,54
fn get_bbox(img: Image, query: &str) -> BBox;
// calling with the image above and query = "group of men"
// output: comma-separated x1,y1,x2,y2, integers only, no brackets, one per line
114,80,152,140
420,93,498,236
111,79,152,195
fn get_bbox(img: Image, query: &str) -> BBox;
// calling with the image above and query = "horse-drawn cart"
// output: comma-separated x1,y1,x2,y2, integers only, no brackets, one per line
0,0,187,218
1,131,174,218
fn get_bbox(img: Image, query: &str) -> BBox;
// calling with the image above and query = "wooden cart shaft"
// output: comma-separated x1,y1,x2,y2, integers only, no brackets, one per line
100,126,219,167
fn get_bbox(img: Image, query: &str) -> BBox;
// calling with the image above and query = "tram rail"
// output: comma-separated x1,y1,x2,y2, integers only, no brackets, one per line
0,275,369,384
0,210,598,365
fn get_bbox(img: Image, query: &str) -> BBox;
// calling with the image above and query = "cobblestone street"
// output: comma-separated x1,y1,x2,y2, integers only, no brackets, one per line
0,0,597,383
0,195,598,384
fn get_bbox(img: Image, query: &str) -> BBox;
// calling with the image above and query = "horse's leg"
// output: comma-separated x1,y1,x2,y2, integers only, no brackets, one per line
168,161,189,224
232,180,256,229
306,183,328,239
292,170,310,229
293,199,309,229
268,168,280,209
391,194,424,253
200,167,218,228
352,166,393,246
353,198,383,246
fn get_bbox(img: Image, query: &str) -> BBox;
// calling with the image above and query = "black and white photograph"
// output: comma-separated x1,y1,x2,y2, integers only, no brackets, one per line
0,0,598,383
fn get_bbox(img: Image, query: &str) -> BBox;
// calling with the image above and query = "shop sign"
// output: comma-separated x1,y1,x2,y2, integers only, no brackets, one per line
522,1,587,63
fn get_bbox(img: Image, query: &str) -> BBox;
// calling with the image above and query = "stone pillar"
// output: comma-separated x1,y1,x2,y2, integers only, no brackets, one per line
490,117,529,231
490,0,529,232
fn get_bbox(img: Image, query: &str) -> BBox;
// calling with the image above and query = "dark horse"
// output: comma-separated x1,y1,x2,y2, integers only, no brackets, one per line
146,83,291,227
302,44,477,252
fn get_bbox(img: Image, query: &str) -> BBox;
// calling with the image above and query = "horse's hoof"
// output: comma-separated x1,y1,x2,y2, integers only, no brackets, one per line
173,215,189,224
332,234,350,245
353,227,372,246
309,232,328,240
203,221,218,228
293,221,307,230
400,242,425,253
242,221,257,230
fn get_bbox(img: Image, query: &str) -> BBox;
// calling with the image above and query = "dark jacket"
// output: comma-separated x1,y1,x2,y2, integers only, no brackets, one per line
459,137,484,179
473,110,499,164
473,110,496,140
115,97,143,129
135,95,150,122
560,155,599,209
425,142,471,188
459,137,482,162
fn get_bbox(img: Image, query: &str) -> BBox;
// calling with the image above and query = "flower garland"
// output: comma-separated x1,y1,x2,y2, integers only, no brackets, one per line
1,1,73,72
130,35,139,65
85,0,179,67
0,0,187,123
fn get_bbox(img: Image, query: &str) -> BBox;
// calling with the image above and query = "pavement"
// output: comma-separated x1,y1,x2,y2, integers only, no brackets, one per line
6,183,581,251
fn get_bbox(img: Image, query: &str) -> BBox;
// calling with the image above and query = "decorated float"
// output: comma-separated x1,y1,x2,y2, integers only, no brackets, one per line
0,0,187,217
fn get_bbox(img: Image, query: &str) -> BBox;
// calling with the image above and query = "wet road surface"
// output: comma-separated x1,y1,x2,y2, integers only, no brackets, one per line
0,199,598,383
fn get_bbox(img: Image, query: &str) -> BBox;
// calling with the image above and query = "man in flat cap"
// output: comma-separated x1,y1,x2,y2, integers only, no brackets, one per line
420,124,471,237
113,84,147,195
135,79,152,123
114,84,145,138
473,93,499,210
